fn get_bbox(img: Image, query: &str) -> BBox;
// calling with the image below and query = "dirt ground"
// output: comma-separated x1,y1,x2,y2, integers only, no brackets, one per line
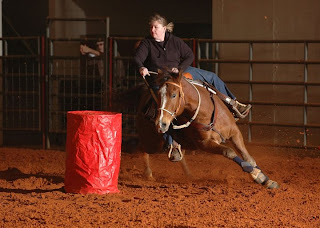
0,145,319,228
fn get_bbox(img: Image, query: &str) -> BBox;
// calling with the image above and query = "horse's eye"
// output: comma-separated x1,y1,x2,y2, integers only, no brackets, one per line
171,93,176,99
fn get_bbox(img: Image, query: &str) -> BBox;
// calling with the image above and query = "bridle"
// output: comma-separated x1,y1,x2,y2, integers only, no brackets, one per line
158,81,184,118
158,79,202,130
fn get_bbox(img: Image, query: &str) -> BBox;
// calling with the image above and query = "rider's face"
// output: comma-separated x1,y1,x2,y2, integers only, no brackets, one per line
150,21,166,41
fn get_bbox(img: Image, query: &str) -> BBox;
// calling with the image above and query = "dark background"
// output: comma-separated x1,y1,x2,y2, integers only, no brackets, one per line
2,0,212,38
3,0,49,36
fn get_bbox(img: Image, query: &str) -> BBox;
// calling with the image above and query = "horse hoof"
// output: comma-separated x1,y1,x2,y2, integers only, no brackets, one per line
144,168,155,181
146,176,156,181
265,180,280,189
144,172,155,181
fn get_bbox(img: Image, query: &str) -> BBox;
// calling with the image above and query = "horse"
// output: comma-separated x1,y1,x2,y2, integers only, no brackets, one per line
136,69,279,189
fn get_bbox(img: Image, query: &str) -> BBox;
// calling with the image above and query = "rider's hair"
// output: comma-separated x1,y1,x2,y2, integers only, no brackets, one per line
149,14,174,33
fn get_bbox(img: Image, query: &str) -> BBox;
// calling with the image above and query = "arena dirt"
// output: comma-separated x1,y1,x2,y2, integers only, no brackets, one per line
0,145,319,227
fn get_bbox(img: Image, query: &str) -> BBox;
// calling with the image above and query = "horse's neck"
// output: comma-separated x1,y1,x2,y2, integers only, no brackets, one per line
181,78,204,110
181,78,215,118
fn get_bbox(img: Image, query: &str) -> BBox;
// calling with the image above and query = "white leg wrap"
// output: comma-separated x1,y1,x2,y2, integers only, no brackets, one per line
250,167,268,184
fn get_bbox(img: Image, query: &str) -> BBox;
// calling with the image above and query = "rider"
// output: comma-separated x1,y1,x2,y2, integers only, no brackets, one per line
134,14,251,160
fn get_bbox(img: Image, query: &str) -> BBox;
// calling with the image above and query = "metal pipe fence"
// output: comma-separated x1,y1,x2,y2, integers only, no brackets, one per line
195,39,320,148
1,34,319,149
0,37,43,146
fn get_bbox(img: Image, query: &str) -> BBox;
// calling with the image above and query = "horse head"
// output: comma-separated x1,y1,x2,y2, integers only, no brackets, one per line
155,69,185,133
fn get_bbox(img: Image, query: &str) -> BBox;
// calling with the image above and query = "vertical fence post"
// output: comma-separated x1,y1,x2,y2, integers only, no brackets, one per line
108,37,113,109
303,42,308,147
215,41,219,75
248,42,253,143
104,17,110,110
192,39,197,67
45,20,51,149
40,36,47,149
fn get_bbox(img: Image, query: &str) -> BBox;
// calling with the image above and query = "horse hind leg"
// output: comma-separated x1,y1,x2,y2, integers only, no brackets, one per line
143,152,155,181
179,149,192,178
230,130,257,167
221,145,279,189
143,151,191,181
228,130,278,188
233,156,280,189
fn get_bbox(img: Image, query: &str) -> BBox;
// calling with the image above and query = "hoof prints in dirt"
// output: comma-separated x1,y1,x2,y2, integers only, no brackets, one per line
0,167,64,193
1,147,320,227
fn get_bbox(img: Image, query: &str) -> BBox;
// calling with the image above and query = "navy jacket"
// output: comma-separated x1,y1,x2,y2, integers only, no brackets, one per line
134,32,194,86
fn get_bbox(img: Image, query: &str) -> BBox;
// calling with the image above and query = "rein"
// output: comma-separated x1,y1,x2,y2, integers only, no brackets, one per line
159,79,202,130
142,72,159,104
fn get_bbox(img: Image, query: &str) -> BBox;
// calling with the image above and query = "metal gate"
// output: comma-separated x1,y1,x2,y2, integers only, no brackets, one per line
0,36,44,146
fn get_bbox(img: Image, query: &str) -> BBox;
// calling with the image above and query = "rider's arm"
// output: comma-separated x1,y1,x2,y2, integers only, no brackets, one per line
133,39,149,73
177,38,194,70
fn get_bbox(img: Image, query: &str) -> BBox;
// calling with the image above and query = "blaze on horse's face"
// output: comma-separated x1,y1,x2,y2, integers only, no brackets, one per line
155,70,183,133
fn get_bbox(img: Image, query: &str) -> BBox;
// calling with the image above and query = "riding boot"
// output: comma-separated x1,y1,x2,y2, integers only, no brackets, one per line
217,96,251,119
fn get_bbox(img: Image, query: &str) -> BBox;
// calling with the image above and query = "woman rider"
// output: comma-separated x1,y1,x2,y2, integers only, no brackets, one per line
134,14,251,160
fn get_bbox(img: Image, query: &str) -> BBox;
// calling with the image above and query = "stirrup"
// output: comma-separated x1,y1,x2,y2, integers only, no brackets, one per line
167,144,173,157
232,102,251,118
167,144,183,162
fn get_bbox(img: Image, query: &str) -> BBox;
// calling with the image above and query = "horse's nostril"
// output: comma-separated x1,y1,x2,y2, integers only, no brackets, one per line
160,122,167,129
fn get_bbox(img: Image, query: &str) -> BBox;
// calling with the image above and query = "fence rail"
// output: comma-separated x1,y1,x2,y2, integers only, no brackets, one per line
1,35,320,149
195,39,320,148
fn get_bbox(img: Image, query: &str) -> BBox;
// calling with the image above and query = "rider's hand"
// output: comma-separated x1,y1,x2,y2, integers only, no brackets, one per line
171,67,179,73
139,67,150,77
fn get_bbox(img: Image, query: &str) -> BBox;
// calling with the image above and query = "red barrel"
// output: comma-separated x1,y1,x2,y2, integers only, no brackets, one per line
64,111,122,194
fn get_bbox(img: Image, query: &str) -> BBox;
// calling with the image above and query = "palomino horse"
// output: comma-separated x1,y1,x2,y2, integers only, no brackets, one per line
137,70,279,189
